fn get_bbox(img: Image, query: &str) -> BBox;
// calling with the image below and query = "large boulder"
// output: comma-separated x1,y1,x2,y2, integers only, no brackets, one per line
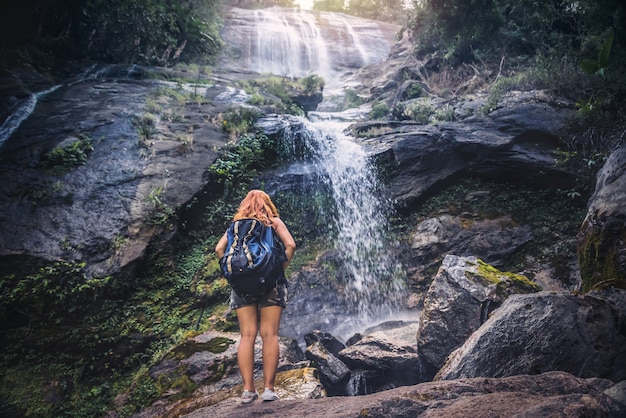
416,254,541,380
435,289,626,382
410,214,533,285
0,70,231,279
338,333,420,392
578,146,626,291
353,99,576,207
303,322,420,396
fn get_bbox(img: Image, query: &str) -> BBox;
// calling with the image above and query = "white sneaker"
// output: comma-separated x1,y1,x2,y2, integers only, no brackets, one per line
240,390,258,404
261,388,279,401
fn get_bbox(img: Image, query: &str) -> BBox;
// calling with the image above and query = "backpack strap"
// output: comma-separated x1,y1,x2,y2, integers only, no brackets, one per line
224,219,260,274
243,219,257,267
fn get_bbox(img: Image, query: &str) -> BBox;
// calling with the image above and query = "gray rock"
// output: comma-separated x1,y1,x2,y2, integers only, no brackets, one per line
436,290,626,382
417,254,541,379
577,146,626,291
604,380,626,408
305,341,351,394
178,371,625,418
338,333,420,388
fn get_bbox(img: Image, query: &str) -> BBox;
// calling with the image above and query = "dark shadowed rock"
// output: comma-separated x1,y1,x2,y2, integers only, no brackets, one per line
411,214,533,281
338,334,419,389
353,100,575,207
305,341,351,395
436,289,626,382
577,146,626,291
304,330,346,357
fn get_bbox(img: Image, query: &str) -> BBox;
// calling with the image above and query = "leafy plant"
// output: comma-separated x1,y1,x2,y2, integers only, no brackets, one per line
300,73,325,94
0,262,110,325
221,107,262,135
580,30,614,78
369,102,389,119
343,88,365,110
41,134,94,173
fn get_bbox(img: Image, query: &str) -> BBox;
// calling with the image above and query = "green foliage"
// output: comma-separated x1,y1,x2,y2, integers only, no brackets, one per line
407,0,625,68
343,88,366,110
581,30,615,78
434,105,456,122
347,0,407,23
300,73,325,94
41,134,94,174
313,0,346,12
208,133,277,194
405,102,435,124
0,262,109,324
409,0,502,63
407,82,423,99
134,113,159,141
2,0,223,66
221,107,262,135
237,74,323,115
369,102,390,120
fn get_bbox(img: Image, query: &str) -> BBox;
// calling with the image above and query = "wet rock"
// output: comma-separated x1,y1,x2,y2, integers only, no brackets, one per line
410,214,532,282
304,330,346,357
338,333,420,390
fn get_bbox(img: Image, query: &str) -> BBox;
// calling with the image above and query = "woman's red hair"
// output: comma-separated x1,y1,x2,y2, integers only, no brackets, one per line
233,190,280,226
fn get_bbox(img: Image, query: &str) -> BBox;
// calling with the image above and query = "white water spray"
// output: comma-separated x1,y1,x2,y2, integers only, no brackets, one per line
251,8,331,79
297,118,406,337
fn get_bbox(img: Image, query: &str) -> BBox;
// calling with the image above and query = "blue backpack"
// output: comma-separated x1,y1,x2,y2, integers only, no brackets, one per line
219,218,287,297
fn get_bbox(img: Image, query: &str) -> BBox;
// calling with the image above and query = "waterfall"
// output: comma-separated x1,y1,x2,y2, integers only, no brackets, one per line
251,9,331,79
288,117,406,339
221,7,397,83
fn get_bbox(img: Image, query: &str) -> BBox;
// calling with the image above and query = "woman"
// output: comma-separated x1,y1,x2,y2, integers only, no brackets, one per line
215,190,296,404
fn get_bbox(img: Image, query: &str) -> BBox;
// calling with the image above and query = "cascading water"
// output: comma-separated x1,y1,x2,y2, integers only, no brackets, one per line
251,9,331,79
221,7,397,84
278,117,406,340
231,7,407,341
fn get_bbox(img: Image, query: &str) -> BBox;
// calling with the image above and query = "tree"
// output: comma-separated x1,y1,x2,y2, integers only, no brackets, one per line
313,0,346,13
0,0,223,66
347,0,407,23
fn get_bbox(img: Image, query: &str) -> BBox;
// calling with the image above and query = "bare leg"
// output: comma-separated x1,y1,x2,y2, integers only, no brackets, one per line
259,305,283,390
236,305,259,392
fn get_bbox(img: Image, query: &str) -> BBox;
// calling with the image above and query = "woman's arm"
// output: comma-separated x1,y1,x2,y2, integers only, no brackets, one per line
273,217,296,269
215,231,228,258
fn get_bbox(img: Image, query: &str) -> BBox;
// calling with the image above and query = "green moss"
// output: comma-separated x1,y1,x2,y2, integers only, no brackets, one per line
578,217,626,292
168,337,235,360
466,259,542,295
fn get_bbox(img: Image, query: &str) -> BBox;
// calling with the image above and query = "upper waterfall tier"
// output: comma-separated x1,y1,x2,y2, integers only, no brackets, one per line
219,7,400,82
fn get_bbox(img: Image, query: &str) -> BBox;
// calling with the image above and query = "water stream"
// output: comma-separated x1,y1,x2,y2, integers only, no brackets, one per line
240,8,407,340
0,85,61,148
276,116,407,341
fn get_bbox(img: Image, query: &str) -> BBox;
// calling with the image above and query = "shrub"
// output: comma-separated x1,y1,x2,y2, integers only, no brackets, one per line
369,102,390,119
41,134,93,173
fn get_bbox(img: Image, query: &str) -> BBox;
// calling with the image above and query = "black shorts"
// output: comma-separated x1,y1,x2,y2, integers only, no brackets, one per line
229,284,288,310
